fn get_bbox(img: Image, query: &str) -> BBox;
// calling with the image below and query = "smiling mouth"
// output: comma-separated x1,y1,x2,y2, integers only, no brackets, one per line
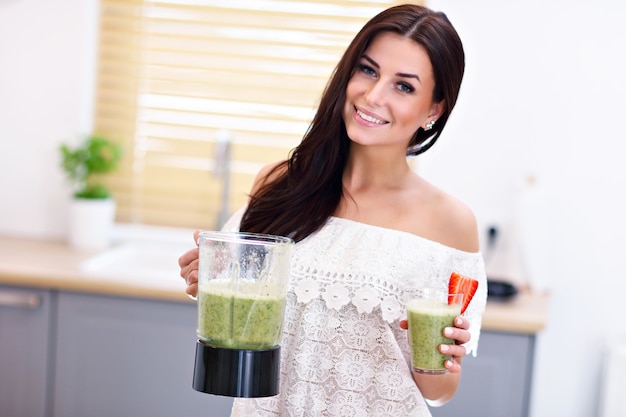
356,108,387,125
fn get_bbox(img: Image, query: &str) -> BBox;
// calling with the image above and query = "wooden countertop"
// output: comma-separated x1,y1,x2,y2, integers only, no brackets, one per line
481,290,549,334
0,236,549,334
0,236,192,303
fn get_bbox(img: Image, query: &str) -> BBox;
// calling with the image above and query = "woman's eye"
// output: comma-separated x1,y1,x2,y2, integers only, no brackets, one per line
397,82,414,93
358,63,376,77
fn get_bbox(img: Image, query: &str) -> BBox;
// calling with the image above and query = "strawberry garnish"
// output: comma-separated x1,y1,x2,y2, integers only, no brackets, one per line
448,272,479,314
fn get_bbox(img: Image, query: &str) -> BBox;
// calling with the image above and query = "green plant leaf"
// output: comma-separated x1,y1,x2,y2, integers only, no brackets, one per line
75,184,112,199
59,134,122,198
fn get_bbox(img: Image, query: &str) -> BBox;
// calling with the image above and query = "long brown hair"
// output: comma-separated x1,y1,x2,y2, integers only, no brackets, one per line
240,4,465,241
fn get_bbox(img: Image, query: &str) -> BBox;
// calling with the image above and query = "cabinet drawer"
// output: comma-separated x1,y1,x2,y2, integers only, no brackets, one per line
0,285,54,417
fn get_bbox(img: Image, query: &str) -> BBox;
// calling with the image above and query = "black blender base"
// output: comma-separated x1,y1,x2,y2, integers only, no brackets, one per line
192,341,280,398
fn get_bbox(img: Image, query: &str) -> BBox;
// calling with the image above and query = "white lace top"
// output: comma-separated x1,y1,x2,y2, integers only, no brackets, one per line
224,208,488,417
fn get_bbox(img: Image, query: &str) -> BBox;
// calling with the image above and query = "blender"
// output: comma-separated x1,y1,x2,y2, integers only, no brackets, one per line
192,231,293,398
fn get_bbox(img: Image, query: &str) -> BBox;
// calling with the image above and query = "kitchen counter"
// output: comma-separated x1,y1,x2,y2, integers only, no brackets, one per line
0,235,549,334
0,236,191,303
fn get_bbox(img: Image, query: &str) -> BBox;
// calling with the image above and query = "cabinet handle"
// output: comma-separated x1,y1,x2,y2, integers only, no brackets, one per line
0,291,41,309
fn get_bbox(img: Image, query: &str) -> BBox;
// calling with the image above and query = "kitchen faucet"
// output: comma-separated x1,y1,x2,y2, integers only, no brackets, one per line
214,130,231,229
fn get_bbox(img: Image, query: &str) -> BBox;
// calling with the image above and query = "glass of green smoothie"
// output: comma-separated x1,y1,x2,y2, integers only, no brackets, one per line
406,287,463,375
193,231,294,398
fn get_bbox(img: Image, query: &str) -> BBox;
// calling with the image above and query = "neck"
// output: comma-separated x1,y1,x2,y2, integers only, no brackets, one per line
342,145,414,192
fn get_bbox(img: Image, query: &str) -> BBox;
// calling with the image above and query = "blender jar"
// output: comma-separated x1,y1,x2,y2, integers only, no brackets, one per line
192,231,293,397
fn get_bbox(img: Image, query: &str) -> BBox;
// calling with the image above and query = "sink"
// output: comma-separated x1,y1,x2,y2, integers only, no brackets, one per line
80,240,194,285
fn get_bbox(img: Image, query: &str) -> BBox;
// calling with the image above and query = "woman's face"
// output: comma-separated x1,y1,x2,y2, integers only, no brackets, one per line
343,32,443,151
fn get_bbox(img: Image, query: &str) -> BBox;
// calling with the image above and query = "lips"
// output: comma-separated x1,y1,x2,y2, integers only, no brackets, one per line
355,107,388,125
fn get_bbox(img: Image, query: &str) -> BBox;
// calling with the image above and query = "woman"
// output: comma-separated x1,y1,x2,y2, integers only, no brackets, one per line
179,4,487,416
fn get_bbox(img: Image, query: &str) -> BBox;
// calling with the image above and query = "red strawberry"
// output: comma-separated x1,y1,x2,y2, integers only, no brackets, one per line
448,272,479,314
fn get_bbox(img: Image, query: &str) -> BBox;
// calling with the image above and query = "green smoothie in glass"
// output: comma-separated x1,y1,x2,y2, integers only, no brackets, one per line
197,280,286,350
407,297,461,374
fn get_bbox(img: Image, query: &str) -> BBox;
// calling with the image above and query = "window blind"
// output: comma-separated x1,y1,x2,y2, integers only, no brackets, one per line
94,0,410,230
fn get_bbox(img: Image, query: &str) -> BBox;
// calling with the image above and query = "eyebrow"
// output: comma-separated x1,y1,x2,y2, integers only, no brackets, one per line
362,54,422,84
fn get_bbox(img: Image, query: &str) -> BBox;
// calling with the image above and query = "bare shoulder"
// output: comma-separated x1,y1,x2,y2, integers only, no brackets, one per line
249,160,287,197
417,180,480,253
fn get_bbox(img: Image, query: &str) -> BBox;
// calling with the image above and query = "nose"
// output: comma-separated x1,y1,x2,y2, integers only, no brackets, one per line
364,80,386,107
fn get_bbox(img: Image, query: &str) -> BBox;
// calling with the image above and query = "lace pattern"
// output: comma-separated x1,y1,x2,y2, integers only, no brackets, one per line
224,208,488,417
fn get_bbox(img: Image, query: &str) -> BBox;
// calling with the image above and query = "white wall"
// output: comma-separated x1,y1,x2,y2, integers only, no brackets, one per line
0,0,98,239
425,1,626,416
1,0,626,416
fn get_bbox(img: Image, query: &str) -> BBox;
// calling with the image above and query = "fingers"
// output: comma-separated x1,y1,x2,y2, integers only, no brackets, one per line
177,230,202,299
178,247,199,270
185,282,198,299
184,267,198,285
193,229,202,245
442,355,463,373
439,315,470,372
454,316,469,330
180,257,199,298
440,340,467,359
178,245,200,299
444,316,470,341
180,256,199,285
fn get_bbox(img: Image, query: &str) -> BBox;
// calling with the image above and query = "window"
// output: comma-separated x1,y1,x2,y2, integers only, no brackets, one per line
95,0,407,229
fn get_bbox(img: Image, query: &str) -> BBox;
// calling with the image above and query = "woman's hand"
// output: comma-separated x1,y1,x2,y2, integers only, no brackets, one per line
399,316,471,373
399,315,470,404
178,230,202,298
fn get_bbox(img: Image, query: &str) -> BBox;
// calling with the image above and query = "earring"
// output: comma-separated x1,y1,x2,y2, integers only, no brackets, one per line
425,120,436,131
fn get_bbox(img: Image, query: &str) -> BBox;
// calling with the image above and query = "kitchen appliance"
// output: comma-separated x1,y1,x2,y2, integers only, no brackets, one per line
192,231,293,398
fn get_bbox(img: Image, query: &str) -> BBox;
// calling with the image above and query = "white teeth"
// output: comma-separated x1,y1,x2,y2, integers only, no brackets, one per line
357,109,385,124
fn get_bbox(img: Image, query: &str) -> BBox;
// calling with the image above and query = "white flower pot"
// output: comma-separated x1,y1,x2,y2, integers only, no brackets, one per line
68,198,116,251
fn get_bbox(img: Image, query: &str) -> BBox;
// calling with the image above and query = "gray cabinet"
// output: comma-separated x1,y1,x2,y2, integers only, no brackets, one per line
52,291,233,417
430,331,535,417
0,284,534,417
0,285,54,417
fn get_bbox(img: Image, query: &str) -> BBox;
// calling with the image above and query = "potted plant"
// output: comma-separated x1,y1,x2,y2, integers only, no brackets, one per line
59,134,123,251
